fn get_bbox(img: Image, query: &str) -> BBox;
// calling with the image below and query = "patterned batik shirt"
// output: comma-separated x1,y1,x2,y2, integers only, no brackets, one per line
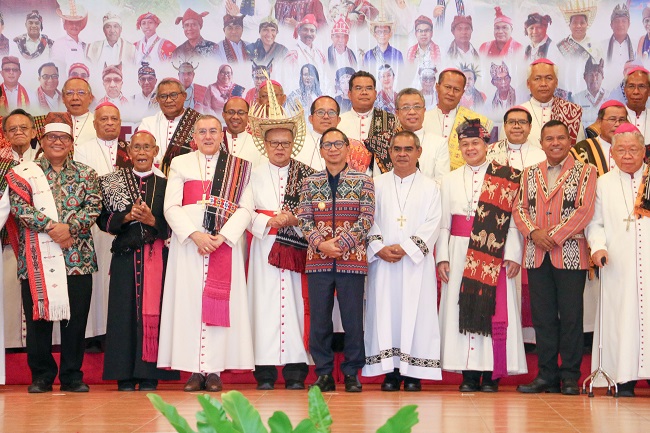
9,156,102,278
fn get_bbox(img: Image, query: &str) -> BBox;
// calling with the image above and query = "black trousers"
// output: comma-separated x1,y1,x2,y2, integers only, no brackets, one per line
21,274,93,385
527,254,586,383
307,271,365,376
253,363,309,384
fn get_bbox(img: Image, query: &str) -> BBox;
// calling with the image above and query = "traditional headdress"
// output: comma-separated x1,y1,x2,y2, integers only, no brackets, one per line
415,15,434,30
56,0,87,24
68,62,89,78
259,16,278,32
331,16,350,35
249,71,305,158
102,12,122,27
456,117,490,143
559,0,597,27
138,62,156,78
175,8,209,28
336,67,355,82
224,14,244,27
461,63,481,80
524,13,552,34
293,14,318,39
369,0,394,34
611,3,629,22
451,15,473,32
136,12,161,30
584,57,604,75
493,7,512,27
26,10,43,30
489,62,509,79
102,63,123,80
1,56,20,69
43,112,73,136
172,60,199,72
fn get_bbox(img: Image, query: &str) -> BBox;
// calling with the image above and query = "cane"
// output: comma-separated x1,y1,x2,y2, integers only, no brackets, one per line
581,257,618,397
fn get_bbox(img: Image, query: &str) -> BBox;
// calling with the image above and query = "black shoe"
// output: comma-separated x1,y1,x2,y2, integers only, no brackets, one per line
138,380,158,391
285,380,305,390
617,381,636,397
524,343,537,354
344,374,362,392
309,374,336,392
60,381,90,392
481,381,499,393
256,381,275,390
117,380,136,391
27,380,52,393
403,379,422,392
561,379,580,396
459,380,480,392
381,376,400,392
517,377,561,394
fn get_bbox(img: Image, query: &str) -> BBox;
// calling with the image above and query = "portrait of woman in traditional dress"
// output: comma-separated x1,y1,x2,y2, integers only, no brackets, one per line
203,64,245,115
287,63,322,110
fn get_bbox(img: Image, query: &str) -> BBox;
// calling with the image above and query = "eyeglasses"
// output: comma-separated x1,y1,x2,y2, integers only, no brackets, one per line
103,77,122,84
63,89,89,97
352,85,374,92
41,74,59,81
313,109,338,118
6,125,31,134
505,119,530,126
129,144,156,152
625,84,649,91
374,29,391,35
2,67,20,73
139,77,156,83
69,72,89,79
43,133,72,144
603,117,627,124
493,76,510,83
158,92,181,101
613,148,643,156
266,140,292,149
224,109,247,116
320,140,347,150
195,128,221,136
397,105,424,112
415,28,432,34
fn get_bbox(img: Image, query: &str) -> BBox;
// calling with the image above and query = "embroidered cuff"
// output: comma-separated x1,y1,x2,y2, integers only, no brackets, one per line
410,236,429,256
367,234,383,243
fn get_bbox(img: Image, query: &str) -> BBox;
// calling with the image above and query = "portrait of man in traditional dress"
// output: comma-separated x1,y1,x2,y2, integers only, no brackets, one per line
524,13,558,62
573,57,608,127
172,9,220,60
246,17,287,64
51,2,88,72
134,12,176,66
447,15,478,62
490,62,516,112
86,12,136,67
328,16,356,69
13,10,53,61
479,7,522,59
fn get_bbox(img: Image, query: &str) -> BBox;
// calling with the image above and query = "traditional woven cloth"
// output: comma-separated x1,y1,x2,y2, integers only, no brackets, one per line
267,159,314,273
571,138,609,177
459,161,521,336
635,164,650,218
160,108,201,175
362,107,399,174
551,97,583,145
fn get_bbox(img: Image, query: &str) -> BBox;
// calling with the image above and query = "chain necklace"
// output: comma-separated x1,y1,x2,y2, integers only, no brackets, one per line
72,113,89,146
98,138,117,173
268,163,285,215
619,166,643,231
393,171,417,229
462,164,482,220
196,151,215,206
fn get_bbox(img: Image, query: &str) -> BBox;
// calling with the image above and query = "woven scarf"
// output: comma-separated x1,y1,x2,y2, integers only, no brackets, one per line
570,138,608,177
491,87,516,109
1,84,30,109
223,39,248,63
0,156,19,254
13,34,53,59
525,38,551,61
268,159,314,273
275,0,311,21
160,108,201,175
634,164,650,218
202,153,251,327
458,161,521,336
551,97,582,145
556,38,591,59
607,35,634,62
363,108,399,174
241,0,256,16
36,87,62,111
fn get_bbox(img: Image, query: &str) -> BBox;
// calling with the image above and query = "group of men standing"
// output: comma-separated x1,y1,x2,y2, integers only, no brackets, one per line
0,51,648,399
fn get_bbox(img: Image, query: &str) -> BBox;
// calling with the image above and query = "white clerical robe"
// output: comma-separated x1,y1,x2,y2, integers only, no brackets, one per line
158,151,254,373
423,106,458,141
414,128,449,185
626,107,650,145
511,98,585,146
296,131,325,171
224,130,266,168
436,163,527,374
0,187,11,384
240,161,310,366
71,112,96,148
585,165,650,384
363,170,442,380
138,111,185,165
74,138,120,338
338,109,373,142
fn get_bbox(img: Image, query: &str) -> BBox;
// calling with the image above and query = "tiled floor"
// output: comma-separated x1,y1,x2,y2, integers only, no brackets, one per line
0,384,648,433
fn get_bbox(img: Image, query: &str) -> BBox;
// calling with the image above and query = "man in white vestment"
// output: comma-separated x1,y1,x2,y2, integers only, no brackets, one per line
511,58,585,146
363,130,442,392
302,96,338,171
158,115,254,392
423,68,466,142
62,77,96,148
586,123,650,397
437,118,527,393
623,66,650,142
138,78,202,174
241,93,313,390
75,102,133,341
222,97,265,167
86,13,136,67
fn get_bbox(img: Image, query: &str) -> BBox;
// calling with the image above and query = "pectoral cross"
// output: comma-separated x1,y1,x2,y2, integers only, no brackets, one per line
463,202,473,221
197,194,211,207
397,214,407,228
42,240,56,260
624,214,635,232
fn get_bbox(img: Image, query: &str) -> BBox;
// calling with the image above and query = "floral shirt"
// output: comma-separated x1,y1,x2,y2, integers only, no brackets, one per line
8,156,102,278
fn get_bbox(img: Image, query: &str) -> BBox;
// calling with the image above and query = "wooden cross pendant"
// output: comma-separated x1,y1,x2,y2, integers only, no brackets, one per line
397,214,407,228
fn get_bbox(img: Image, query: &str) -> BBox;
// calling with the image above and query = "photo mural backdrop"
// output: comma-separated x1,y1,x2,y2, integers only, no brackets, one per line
0,0,646,136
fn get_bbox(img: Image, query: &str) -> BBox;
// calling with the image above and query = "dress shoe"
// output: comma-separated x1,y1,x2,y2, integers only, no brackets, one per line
481,381,499,393
117,380,136,391
138,380,158,391
561,379,580,396
403,379,422,392
381,376,400,391
617,381,636,397
344,374,362,392
60,382,90,392
517,377,561,394
27,380,52,394
256,381,275,390
285,380,305,390
205,373,223,392
459,380,480,392
183,373,206,392
309,374,336,392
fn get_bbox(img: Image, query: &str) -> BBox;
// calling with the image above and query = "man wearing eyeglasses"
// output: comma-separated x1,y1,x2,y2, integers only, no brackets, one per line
623,66,650,142
301,96,339,171
131,62,159,118
137,78,202,174
221,97,265,167
488,106,547,171
0,56,29,110
97,63,128,110
297,127,375,393
6,112,102,393
31,62,63,115
406,16,440,65
97,130,179,392
159,115,254,392
61,77,95,147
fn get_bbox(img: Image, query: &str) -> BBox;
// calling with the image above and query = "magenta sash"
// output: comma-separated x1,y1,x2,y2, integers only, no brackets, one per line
491,268,509,379
182,180,212,206
451,215,474,237
142,239,164,362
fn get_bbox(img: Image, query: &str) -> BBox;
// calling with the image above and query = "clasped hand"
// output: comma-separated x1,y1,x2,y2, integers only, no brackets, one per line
377,244,406,263
48,222,73,249
267,210,299,229
191,232,226,256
